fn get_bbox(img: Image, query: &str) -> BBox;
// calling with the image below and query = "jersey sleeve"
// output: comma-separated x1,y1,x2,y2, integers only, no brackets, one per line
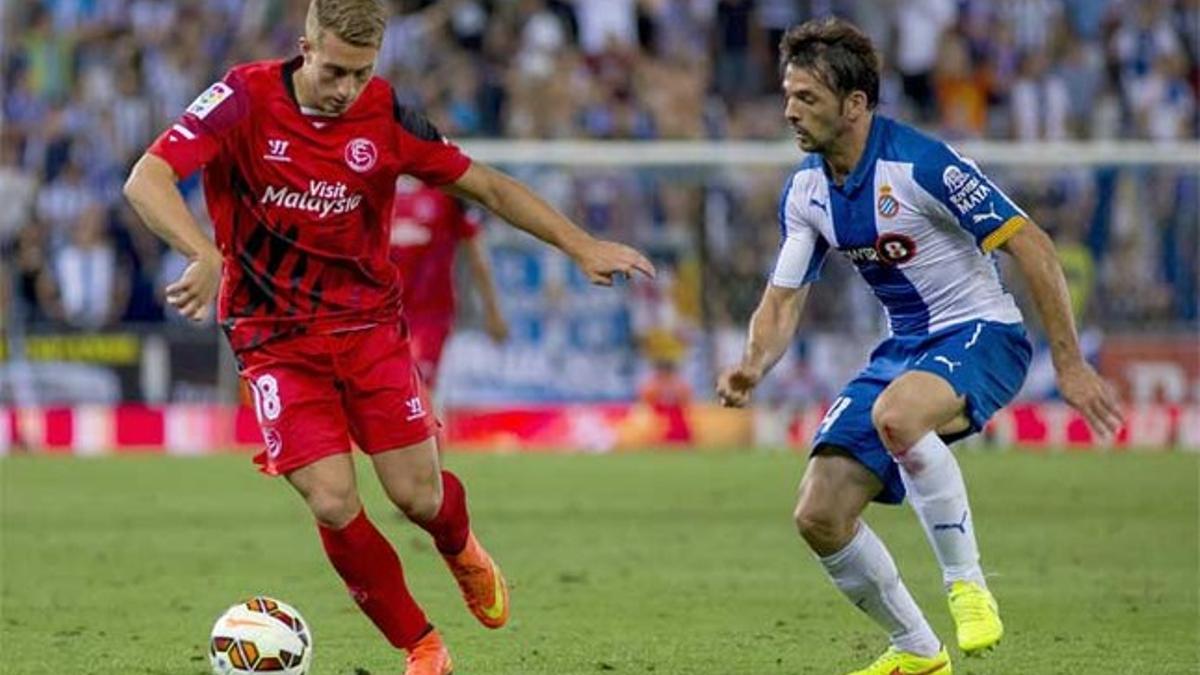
148,70,250,180
771,173,829,288
913,141,1028,252
392,98,472,186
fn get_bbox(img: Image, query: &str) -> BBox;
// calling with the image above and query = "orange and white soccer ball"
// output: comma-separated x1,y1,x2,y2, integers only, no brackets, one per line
209,597,313,675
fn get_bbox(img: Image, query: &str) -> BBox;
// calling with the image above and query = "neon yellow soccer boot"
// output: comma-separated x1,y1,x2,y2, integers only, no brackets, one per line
948,580,1003,654
846,645,951,675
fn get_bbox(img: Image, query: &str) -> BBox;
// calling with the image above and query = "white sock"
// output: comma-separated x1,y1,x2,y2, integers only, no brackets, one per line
819,522,942,657
896,431,987,589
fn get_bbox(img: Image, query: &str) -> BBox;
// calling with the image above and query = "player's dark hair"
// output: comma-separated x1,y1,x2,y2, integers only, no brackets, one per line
779,17,880,108
306,0,387,48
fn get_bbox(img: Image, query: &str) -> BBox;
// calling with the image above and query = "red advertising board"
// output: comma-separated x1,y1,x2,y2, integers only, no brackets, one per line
1099,334,1199,403
3,403,1197,454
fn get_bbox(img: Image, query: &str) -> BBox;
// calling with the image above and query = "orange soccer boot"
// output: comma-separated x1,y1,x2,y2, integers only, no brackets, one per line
442,531,509,629
405,629,453,675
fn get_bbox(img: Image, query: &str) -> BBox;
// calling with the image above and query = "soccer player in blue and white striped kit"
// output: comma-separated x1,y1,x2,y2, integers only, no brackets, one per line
717,18,1123,675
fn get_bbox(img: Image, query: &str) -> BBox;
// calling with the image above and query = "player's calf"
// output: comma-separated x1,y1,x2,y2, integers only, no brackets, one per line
794,449,881,555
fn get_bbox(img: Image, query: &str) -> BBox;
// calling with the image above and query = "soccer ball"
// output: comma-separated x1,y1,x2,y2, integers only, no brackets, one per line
209,596,313,674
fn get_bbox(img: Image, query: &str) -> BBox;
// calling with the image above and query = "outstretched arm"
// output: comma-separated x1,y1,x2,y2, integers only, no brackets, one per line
1000,220,1122,437
447,163,655,286
123,153,221,322
717,283,810,408
462,235,509,344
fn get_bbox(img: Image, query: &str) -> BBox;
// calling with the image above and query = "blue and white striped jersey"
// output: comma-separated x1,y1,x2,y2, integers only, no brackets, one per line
771,115,1027,336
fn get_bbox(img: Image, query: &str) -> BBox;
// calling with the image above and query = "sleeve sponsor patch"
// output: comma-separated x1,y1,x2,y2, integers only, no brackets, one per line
941,162,992,215
186,82,234,119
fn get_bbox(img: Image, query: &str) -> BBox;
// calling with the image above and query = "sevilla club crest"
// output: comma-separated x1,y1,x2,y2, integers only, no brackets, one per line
344,137,378,173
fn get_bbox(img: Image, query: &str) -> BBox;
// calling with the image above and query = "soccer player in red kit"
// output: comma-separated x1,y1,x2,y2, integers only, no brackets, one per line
389,176,508,391
122,2,654,673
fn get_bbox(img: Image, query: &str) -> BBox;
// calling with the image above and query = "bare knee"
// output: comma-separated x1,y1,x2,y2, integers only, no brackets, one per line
306,486,362,530
794,500,857,556
391,476,443,523
871,396,926,454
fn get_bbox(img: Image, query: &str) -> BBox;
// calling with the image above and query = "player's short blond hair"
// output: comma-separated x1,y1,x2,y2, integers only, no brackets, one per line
305,0,387,48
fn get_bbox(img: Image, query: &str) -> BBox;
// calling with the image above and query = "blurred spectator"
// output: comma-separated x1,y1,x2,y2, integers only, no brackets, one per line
1011,48,1070,140
574,0,638,55
40,202,130,329
515,0,569,80
12,222,54,324
1000,0,1065,54
110,67,153,162
714,0,760,102
1130,54,1196,140
933,34,989,138
756,0,802,62
893,0,958,123
1063,0,1117,41
0,133,36,246
35,159,92,238
448,0,489,52
1057,35,1105,137
17,6,75,102
639,358,693,406
643,0,709,63
638,358,694,444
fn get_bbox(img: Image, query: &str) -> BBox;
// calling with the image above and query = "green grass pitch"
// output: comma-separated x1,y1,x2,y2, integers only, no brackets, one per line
2,450,1197,674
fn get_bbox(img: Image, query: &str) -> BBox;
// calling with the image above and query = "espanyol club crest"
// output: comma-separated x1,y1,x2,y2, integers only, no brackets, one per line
877,184,900,218
344,137,378,173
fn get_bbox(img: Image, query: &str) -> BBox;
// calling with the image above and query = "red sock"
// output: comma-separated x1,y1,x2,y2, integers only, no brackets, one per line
318,509,429,649
416,470,471,555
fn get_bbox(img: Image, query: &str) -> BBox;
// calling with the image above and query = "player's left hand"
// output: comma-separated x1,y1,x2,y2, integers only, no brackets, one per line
1057,361,1123,439
165,252,221,322
574,239,656,287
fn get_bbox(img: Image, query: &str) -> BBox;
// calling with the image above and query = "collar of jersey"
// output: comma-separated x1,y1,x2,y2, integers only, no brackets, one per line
279,55,348,119
826,113,885,197
281,56,303,108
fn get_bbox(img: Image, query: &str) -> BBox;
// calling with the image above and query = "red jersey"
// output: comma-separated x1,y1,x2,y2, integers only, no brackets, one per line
387,177,480,321
148,57,472,352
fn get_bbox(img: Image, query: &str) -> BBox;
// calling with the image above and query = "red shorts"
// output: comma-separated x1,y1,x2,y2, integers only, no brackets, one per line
238,323,438,476
407,317,453,389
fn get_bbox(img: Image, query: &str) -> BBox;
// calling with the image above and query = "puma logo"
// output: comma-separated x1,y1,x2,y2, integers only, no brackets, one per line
933,510,969,534
971,202,1001,224
933,356,962,373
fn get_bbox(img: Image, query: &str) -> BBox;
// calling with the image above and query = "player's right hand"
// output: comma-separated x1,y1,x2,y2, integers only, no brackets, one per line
165,252,221,322
1057,361,1124,440
717,365,761,408
574,239,656,287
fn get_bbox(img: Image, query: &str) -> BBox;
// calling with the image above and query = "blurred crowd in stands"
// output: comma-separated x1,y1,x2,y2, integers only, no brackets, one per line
1,0,1197,344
